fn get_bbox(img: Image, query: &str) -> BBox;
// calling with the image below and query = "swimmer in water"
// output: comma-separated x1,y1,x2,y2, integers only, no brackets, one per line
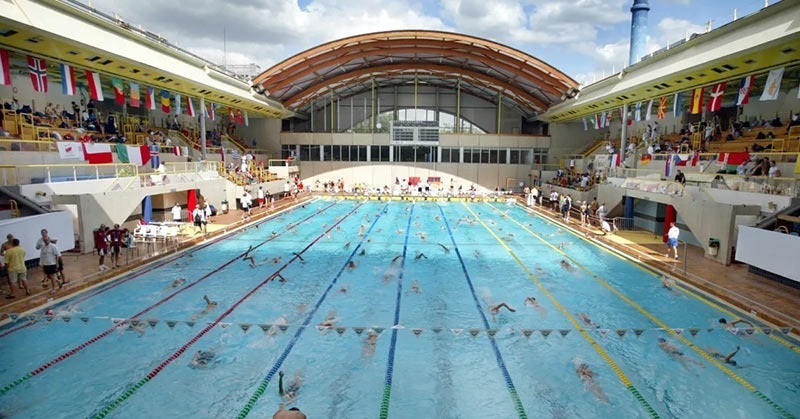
276,273,287,283
710,345,741,366
560,259,573,271
391,255,403,264
524,296,547,318
474,250,481,258
358,248,366,256
347,261,357,271
278,370,303,403
658,337,702,367
243,245,254,259
489,302,516,314
319,310,338,327
415,252,428,260
362,331,379,359
438,243,450,254
358,225,365,236
718,317,755,335
191,295,218,320
344,242,351,248
338,284,349,294
270,256,283,264
573,357,609,403
190,350,216,368
578,313,599,328
170,278,186,288
408,280,421,294
292,252,306,263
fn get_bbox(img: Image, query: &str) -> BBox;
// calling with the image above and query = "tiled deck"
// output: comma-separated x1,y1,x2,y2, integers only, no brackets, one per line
2,195,799,338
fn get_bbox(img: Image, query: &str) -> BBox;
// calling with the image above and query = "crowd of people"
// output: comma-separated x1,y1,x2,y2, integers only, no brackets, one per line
0,229,69,299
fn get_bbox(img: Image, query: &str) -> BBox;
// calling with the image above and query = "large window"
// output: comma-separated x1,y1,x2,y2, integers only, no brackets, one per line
370,145,390,162
440,148,458,163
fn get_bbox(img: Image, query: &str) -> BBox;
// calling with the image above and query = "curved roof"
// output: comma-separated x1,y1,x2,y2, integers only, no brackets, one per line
253,30,578,117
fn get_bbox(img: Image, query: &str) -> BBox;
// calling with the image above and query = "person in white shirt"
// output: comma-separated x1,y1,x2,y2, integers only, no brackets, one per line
39,236,64,293
258,186,266,208
666,222,680,259
35,229,58,250
171,204,182,222
192,206,206,234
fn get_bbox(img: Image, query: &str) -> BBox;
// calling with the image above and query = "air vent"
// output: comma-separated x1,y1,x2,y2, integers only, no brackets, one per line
685,76,695,81
0,29,18,37
722,64,736,70
781,47,795,54
131,69,140,74
100,59,113,65
67,50,79,55
25,37,43,43
698,73,707,77
743,59,756,64
87,56,101,62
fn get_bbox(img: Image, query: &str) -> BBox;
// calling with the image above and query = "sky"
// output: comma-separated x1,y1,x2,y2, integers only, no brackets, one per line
86,0,775,86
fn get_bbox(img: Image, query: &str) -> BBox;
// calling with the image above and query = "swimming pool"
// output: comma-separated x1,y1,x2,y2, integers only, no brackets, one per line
1,198,798,418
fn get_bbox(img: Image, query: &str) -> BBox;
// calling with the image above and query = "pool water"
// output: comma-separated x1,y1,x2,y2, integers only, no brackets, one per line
0,198,798,419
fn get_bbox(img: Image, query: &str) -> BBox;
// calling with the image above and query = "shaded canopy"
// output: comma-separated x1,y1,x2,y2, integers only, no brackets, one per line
253,30,578,118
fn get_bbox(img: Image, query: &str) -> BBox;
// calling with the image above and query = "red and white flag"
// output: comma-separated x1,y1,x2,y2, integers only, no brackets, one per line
173,146,189,156
610,154,622,169
60,64,77,96
707,82,726,112
85,70,104,101
145,87,156,110
56,142,84,159
186,96,195,117
735,75,754,105
220,146,226,163
82,143,113,164
27,56,48,93
206,102,215,120
0,49,11,86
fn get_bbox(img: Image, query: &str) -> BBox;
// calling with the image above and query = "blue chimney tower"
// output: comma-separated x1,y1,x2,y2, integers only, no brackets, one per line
629,0,650,66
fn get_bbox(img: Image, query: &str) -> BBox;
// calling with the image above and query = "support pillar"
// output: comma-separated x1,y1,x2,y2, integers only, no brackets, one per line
624,196,635,220
142,196,153,223
199,97,206,160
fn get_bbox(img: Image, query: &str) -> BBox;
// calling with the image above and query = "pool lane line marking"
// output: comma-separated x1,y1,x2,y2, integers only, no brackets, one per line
463,203,660,419
378,203,414,419
439,204,529,419
0,200,324,338
486,204,795,419
237,203,388,419
0,201,340,397
94,201,366,419
519,204,800,354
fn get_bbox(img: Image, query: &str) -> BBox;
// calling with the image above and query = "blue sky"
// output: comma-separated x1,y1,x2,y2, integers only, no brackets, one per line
89,0,776,85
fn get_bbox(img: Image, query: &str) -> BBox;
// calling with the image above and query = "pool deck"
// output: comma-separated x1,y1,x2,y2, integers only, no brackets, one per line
2,194,799,336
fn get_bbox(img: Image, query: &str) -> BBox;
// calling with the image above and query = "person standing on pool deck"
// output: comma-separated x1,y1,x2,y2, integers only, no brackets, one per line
4,238,30,297
666,222,680,260
171,203,182,223
39,236,63,293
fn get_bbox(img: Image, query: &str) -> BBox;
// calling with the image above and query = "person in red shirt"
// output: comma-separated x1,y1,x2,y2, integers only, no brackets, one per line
107,224,124,269
94,224,110,271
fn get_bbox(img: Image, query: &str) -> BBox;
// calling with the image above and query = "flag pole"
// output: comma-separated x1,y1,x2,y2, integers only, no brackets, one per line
200,96,207,160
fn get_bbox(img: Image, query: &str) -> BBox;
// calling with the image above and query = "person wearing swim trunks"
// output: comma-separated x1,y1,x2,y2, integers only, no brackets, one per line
278,370,303,403
718,318,754,335
190,350,216,368
658,337,701,367
573,357,608,403
710,345,741,366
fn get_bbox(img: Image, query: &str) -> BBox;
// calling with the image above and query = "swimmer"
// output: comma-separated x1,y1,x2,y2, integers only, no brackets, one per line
382,272,395,284
718,318,755,335
578,313,599,328
278,370,303,403
710,345,741,366
474,250,481,258
435,216,441,221
358,248,366,256
558,242,566,250
170,278,186,288
437,243,450,254
347,261,357,271
415,252,428,260
191,295,218,320
560,259,573,271
391,255,403,264
292,252,306,263
276,273,287,283
396,229,404,235
658,337,702,367
190,350,216,368
268,316,290,337
344,241,351,248
661,275,675,289
408,280,421,294
524,296,547,318
243,255,257,267
319,310,338,327
273,403,306,419
271,256,283,264
489,302,516,314
338,284,349,294
271,231,278,237
573,357,609,403
243,245,254,259
358,225,365,236
361,331,379,359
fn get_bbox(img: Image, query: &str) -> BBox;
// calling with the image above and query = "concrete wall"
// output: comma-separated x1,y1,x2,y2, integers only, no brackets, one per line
548,120,602,157
0,211,75,261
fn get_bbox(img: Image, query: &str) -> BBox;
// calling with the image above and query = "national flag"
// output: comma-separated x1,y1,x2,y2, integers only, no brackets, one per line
760,67,784,101
206,102,215,120
111,77,125,105
59,63,77,96
716,152,750,172
735,75,755,105
635,102,642,121
600,111,606,128
645,99,653,120
129,82,140,108
56,142,84,159
707,82,726,112
85,70,104,101
116,144,151,166
582,117,588,131
610,154,621,169
173,146,187,156
690,87,704,114
145,87,156,110
673,92,683,117
220,146,226,163
675,152,699,167
243,111,249,126
605,112,611,127
228,108,235,121
0,49,10,86
658,96,668,119
161,90,170,113
640,154,652,165
149,144,160,168
186,96,195,117
665,154,680,177
82,143,113,164
174,93,181,115
27,56,48,93
236,109,244,125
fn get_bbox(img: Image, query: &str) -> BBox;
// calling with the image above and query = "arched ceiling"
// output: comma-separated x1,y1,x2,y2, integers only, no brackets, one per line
252,30,578,118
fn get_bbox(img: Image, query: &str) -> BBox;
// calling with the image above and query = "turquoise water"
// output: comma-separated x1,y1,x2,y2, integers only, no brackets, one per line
0,198,798,418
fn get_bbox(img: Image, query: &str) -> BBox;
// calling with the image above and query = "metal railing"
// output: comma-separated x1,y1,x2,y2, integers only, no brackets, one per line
0,138,57,152
0,163,137,186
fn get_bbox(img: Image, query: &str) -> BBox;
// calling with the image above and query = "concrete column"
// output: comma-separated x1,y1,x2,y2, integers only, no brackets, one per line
620,103,629,162
663,204,676,243
199,97,206,160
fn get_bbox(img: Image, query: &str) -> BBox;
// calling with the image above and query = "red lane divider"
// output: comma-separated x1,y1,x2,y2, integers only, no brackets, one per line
0,201,338,395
